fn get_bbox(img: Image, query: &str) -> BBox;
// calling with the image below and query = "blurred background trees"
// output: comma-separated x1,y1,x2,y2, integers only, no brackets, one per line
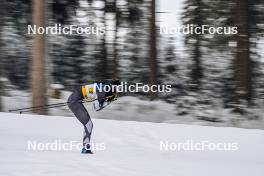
0,0,264,120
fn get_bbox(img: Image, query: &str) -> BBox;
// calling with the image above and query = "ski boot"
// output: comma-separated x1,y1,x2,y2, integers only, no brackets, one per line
81,144,93,154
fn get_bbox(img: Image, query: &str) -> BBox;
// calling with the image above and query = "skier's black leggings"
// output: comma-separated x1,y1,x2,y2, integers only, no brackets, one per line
67,86,93,146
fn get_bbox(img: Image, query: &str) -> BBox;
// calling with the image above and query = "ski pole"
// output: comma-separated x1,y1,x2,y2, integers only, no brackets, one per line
19,103,69,114
9,95,117,113
8,102,69,112
17,100,90,114
9,99,93,113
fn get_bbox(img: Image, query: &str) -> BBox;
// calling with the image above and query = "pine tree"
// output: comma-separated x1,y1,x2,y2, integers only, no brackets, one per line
158,37,182,103
116,0,145,85
231,0,263,113
182,0,207,91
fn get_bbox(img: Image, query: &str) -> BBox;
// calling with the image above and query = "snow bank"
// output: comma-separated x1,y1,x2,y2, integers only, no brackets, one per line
2,90,264,130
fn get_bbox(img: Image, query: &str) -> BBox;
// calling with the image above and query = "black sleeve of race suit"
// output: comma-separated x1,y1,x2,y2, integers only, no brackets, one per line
97,91,106,107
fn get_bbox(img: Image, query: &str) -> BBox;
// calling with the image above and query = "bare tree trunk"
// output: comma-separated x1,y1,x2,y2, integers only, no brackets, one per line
233,0,251,111
190,35,202,90
31,0,47,115
113,0,119,79
190,0,203,91
0,4,4,112
149,0,158,99
101,0,108,80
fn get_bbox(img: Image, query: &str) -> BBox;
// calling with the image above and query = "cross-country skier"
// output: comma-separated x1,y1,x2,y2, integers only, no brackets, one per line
67,79,120,154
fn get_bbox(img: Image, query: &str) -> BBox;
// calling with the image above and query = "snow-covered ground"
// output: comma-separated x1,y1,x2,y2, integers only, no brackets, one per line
0,112,264,176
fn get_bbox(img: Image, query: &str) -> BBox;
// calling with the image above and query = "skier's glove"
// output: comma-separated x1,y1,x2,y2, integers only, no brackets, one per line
106,93,117,102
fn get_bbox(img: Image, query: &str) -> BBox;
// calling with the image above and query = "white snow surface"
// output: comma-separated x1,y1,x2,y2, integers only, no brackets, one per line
0,112,264,176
